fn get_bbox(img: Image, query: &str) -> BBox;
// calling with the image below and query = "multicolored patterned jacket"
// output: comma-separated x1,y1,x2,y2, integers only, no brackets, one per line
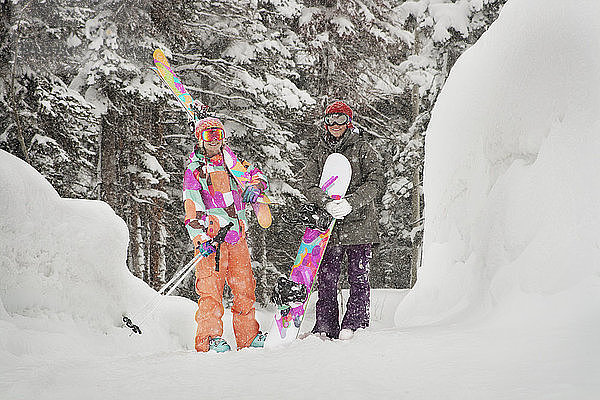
183,144,268,246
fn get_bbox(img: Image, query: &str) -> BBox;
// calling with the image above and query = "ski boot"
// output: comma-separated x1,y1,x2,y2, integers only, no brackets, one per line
250,332,268,348
208,337,231,353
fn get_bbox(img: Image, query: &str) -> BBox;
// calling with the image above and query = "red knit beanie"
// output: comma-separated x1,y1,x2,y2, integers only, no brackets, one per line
325,101,354,129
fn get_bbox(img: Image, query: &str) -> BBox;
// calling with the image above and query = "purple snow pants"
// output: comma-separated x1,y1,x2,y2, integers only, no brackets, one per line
311,244,371,339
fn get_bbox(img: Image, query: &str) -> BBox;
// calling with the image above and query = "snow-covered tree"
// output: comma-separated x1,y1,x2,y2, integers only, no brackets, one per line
72,4,175,289
149,0,321,301
1,0,507,302
292,0,414,287
380,0,507,286
0,1,98,198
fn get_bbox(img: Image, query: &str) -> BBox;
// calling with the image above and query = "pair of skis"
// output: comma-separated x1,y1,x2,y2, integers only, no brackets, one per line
152,49,206,123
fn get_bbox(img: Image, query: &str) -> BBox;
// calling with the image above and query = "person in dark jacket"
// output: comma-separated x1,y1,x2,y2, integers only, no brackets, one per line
301,101,383,340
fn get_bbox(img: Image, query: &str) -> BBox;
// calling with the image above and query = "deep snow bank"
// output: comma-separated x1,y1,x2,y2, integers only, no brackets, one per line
396,0,600,327
0,150,196,357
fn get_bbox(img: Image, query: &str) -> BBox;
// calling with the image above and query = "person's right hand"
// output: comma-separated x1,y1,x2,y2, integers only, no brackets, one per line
195,241,216,257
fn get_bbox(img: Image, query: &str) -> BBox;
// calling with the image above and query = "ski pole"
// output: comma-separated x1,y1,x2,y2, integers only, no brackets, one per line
122,223,233,335
122,255,199,335
133,223,232,328
164,261,197,297
132,260,198,329
124,251,204,326
156,251,204,295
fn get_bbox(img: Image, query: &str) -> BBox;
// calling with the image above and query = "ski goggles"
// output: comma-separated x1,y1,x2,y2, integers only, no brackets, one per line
200,127,224,142
324,113,350,126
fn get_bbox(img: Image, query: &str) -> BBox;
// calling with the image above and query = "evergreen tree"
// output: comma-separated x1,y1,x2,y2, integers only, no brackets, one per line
0,0,507,304
151,0,319,303
0,1,98,198
380,0,507,286
292,0,414,287
73,3,175,289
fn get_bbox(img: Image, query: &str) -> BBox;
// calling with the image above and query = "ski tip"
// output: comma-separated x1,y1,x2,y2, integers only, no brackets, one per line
254,203,272,228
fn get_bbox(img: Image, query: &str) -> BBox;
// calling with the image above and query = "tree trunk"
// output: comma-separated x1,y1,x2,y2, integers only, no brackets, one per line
410,167,422,288
100,113,119,208
409,27,423,288
129,201,143,279
150,205,164,289
149,104,166,290
137,209,147,281
6,1,30,164
409,82,422,288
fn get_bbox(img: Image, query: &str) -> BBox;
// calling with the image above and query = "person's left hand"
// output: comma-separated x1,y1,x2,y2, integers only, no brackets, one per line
242,185,261,203
325,199,352,219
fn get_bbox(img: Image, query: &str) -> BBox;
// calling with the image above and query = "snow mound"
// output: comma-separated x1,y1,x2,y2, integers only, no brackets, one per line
396,0,600,328
0,150,196,358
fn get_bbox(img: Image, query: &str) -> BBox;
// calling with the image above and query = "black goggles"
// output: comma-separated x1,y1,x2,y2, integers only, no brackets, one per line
324,113,350,126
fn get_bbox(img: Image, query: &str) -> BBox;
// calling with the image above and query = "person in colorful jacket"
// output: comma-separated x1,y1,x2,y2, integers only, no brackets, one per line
183,117,268,353
300,101,383,340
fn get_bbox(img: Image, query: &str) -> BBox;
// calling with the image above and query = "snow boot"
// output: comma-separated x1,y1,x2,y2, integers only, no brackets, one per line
250,332,268,348
339,329,355,340
208,337,231,353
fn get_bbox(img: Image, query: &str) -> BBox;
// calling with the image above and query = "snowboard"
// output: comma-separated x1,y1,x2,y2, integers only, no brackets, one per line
152,49,272,228
265,153,352,347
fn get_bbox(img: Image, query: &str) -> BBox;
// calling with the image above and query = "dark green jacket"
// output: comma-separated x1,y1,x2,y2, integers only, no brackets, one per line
301,129,383,245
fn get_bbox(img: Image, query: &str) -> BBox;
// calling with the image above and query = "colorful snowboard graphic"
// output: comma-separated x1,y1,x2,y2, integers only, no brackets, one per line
153,49,272,228
265,153,352,347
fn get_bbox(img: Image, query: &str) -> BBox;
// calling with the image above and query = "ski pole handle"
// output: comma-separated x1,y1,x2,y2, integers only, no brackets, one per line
210,222,233,272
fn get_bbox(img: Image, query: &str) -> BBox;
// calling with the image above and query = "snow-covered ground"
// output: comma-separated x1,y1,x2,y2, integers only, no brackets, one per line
2,0,600,399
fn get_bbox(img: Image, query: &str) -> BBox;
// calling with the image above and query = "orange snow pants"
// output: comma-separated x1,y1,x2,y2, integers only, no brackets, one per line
194,237,259,352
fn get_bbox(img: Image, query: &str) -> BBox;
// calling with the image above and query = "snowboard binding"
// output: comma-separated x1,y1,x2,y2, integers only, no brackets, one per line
282,203,332,232
271,276,308,307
